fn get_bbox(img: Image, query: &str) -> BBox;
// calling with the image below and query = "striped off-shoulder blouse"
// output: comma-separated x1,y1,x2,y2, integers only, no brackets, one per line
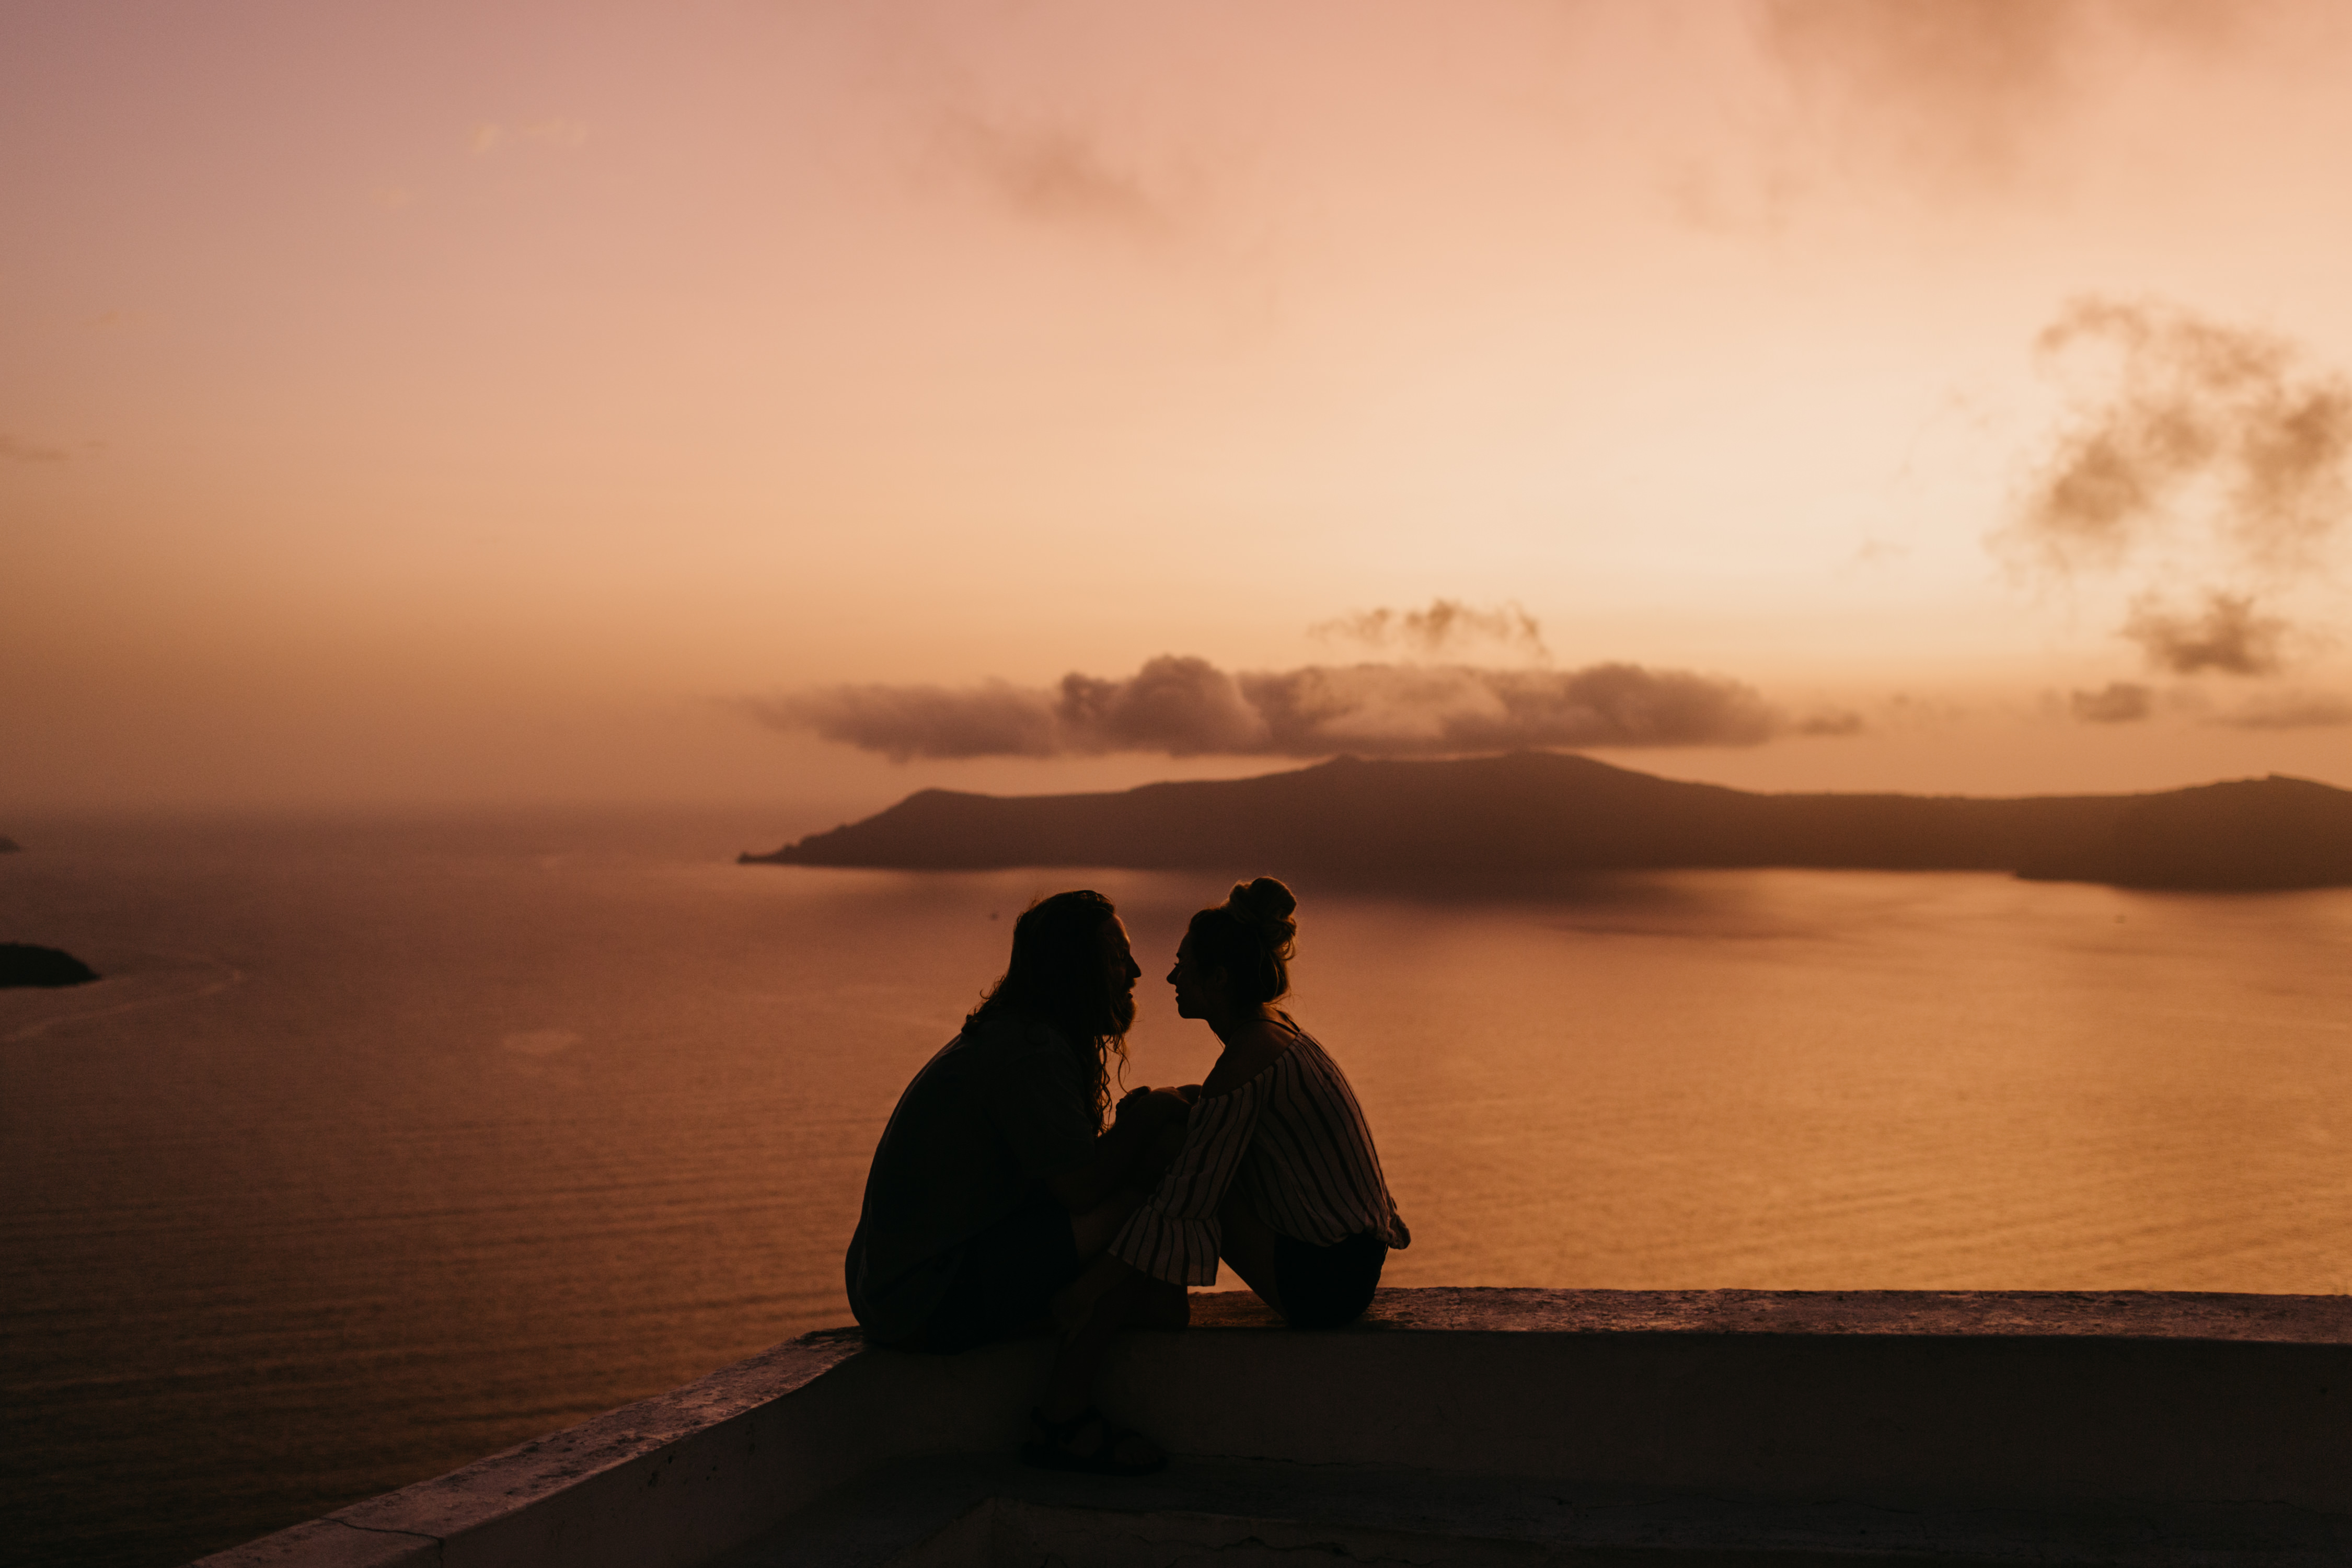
1110,1014,1409,1287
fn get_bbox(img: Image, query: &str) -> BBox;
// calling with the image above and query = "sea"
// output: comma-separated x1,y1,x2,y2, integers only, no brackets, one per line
3,806,2349,1567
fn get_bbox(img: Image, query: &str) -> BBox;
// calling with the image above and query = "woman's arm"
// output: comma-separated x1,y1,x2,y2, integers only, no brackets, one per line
1104,1070,1273,1286
1042,1087,1191,1213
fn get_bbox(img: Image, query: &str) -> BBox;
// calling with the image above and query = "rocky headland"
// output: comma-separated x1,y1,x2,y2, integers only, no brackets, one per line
741,752,2352,892
0,943,100,988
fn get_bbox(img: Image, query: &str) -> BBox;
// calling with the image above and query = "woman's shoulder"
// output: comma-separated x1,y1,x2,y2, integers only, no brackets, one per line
1199,1014,1298,1099
1262,1016,1359,1092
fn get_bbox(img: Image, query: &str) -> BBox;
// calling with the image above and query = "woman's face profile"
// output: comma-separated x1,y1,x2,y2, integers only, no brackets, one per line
1166,936,1223,1020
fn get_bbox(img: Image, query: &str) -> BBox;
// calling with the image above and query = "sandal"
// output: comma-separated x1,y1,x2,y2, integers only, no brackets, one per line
1020,1404,1167,1476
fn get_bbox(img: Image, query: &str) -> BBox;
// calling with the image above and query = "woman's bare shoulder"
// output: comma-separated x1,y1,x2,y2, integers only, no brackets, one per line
1198,1017,1297,1099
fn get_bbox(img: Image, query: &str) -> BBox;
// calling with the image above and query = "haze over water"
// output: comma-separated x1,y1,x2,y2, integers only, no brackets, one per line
5,808,2348,1566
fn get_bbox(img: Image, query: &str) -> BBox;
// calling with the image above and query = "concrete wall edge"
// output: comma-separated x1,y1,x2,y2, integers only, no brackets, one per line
192,1287,2352,1567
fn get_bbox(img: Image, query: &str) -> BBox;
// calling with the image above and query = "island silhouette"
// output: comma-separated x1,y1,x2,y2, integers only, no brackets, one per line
741,752,2352,891
1,943,100,988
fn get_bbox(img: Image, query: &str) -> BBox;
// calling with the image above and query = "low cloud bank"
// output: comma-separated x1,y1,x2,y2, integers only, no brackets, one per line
2212,692,2352,731
2070,682,2152,723
754,656,1824,762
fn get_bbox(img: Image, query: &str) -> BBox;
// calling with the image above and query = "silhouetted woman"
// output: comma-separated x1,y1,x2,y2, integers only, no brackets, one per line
1051,878,1408,1359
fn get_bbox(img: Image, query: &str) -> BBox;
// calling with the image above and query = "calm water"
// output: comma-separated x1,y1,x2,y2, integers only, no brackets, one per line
4,809,2349,1566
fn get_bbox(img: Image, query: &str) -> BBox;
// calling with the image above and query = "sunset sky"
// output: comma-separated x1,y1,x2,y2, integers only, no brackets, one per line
6,0,2351,813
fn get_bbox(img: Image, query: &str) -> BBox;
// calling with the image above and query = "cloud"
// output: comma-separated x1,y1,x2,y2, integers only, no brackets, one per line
751,655,1815,762
1996,298,2352,677
1311,598,1549,661
1761,0,2085,183
1758,1,2243,190
936,112,1171,236
768,680,1063,760
2069,681,2153,722
1059,656,1267,754
1794,707,1866,736
0,434,68,463
2003,298,2352,579
2120,591,2285,676
2210,691,2352,730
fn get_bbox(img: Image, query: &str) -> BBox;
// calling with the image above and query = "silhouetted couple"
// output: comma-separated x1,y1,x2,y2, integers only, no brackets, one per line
844,878,1409,1474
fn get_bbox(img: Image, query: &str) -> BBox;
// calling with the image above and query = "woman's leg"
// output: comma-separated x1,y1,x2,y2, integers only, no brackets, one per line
1215,1190,1285,1317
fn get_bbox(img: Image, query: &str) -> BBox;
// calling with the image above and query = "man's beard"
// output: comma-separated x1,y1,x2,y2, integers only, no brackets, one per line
1105,985,1137,1037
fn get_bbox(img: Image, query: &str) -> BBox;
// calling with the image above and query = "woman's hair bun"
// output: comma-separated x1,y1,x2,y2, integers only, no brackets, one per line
1226,876,1298,954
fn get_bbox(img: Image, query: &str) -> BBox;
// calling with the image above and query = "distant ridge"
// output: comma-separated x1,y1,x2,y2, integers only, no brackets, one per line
1,943,98,988
740,752,2352,891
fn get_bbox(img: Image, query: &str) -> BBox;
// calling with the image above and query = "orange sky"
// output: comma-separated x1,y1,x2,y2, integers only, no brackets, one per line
5,0,2350,812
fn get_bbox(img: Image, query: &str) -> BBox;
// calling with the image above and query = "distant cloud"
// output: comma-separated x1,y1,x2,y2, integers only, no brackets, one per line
2069,681,2153,723
1996,297,2352,677
1794,707,1866,736
2120,591,2286,676
2210,691,2352,730
774,680,1064,760
0,434,68,463
2003,298,2352,578
1761,0,2081,184
1759,1,2241,190
752,655,1827,762
936,112,1172,237
1311,598,1549,661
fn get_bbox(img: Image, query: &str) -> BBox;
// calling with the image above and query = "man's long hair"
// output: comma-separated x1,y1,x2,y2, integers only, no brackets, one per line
967,889,1132,1129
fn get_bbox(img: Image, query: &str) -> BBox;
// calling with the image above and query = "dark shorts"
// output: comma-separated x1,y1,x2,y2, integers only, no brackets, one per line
1273,1229,1388,1330
917,1190,1082,1354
